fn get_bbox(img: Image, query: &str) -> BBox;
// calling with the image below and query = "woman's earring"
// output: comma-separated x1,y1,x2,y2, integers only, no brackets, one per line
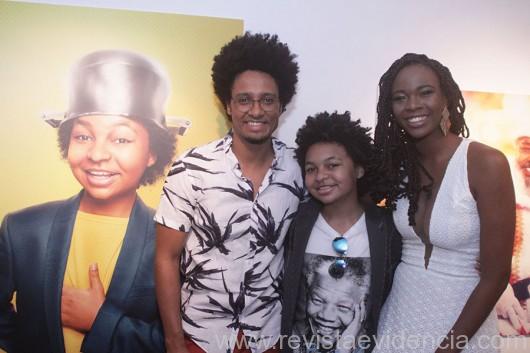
440,107,450,136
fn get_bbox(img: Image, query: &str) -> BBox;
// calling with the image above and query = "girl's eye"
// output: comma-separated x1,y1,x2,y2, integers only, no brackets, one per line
305,167,315,174
327,163,339,169
420,89,434,96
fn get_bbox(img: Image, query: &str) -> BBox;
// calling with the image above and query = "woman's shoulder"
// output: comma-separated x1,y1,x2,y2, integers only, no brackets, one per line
467,140,510,172
467,140,512,196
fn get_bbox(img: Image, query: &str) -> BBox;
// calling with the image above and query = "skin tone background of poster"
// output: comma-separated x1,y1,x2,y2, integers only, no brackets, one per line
0,1,243,218
463,90,530,353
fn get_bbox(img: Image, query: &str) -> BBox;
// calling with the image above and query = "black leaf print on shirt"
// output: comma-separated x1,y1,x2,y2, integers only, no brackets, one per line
194,273,261,331
167,160,186,177
168,154,224,176
181,294,205,330
250,205,296,255
162,186,194,223
193,206,250,255
271,179,305,200
273,139,286,149
191,184,203,193
184,162,225,175
183,257,225,291
248,269,281,318
185,148,217,162
243,262,268,297
203,184,253,201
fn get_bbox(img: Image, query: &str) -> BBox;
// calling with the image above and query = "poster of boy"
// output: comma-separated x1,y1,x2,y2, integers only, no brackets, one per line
0,2,242,352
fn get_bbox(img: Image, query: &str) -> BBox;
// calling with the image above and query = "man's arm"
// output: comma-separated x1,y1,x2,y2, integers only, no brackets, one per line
155,224,189,353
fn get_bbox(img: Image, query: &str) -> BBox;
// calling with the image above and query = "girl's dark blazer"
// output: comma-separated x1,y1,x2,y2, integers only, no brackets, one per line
280,198,401,353
0,192,165,353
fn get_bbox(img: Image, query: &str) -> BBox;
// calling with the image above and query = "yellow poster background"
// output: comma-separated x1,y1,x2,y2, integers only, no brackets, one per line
0,1,242,218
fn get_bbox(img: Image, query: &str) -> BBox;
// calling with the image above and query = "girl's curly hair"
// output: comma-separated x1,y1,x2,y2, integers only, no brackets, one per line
295,111,385,200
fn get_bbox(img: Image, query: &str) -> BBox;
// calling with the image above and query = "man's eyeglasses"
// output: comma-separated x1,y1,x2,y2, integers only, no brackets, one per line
231,94,280,113
329,236,348,278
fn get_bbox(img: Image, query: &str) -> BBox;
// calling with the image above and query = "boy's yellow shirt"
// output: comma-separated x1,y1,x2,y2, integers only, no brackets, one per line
62,211,128,353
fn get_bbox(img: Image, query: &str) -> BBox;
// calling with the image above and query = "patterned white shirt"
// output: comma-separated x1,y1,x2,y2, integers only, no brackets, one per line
154,133,303,353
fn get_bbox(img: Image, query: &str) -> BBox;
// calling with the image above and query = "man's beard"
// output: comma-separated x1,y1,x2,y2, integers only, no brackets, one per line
242,134,271,145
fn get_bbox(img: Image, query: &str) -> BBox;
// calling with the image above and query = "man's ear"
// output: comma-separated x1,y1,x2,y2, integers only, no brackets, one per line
226,103,232,122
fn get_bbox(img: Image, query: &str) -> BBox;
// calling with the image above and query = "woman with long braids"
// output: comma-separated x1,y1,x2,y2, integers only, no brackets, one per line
372,53,515,353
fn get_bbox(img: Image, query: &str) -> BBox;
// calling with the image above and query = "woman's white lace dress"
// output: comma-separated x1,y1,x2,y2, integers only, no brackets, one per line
373,139,499,353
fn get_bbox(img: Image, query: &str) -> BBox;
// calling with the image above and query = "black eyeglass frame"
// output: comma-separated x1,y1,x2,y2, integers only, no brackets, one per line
230,94,281,113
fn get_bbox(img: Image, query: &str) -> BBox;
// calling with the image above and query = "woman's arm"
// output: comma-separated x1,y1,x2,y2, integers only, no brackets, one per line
436,143,515,353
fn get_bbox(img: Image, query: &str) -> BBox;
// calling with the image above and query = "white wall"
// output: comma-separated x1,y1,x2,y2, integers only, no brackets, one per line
21,0,530,145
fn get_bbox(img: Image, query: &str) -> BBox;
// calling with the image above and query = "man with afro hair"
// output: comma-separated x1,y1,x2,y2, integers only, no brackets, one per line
154,32,303,353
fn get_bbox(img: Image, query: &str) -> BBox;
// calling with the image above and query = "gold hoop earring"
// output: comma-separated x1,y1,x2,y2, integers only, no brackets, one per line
440,107,450,136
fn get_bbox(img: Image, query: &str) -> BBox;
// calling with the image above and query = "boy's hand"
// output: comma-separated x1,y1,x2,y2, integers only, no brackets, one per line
61,263,105,332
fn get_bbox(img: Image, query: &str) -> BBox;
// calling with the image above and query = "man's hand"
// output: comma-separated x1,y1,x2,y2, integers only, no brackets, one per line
61,263,105,332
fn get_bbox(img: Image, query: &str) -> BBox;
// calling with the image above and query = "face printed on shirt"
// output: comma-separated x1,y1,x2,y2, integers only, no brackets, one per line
304,256,369,350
